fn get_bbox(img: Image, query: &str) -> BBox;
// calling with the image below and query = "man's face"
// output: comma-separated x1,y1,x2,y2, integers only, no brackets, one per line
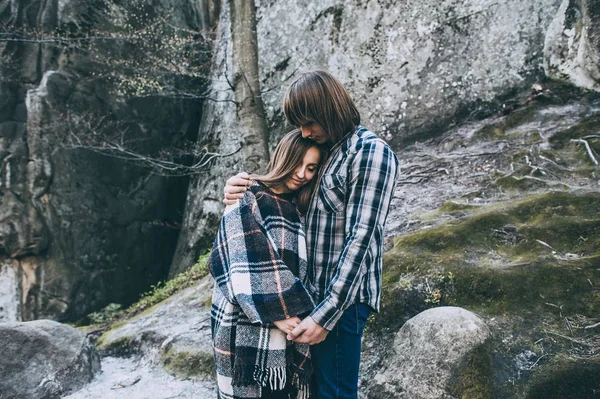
300,123,329,144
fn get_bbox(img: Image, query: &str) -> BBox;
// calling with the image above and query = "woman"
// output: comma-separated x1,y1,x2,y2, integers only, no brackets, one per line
209,129,323,399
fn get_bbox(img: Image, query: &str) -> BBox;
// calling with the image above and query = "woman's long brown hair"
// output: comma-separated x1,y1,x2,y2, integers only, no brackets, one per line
250,129,324,212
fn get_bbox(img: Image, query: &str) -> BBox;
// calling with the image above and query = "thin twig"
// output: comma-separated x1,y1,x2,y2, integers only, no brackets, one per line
528,354,548,370
570,139,599,166
536,240,554,250
565,317,574,335
584,322,600,330
545,302,561,309
544,331,595,347
538,155,573,171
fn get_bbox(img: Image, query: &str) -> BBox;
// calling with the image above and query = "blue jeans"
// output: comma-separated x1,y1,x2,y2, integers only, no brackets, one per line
311,303,372,399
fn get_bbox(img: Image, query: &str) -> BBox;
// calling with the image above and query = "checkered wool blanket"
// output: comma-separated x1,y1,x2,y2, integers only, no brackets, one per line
209,183,316,399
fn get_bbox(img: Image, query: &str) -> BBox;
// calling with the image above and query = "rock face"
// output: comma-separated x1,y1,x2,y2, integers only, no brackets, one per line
172,0,579,274
170,3,240,276
255,0,562,146
544,0,600,91
0,0,215,321
0,319,100,399
368,307,492,399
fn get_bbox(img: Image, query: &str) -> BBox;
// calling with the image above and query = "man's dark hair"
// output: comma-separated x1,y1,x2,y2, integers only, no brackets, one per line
283,70,361,144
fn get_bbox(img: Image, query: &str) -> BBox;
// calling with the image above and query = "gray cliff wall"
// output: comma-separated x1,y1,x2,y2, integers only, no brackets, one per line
0,0,215,321
256,0,563,146
544,0,600,90
170,3,238,277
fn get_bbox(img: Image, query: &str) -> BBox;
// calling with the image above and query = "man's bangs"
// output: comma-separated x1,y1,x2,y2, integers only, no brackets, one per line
284,81,322,127
288,107,314,128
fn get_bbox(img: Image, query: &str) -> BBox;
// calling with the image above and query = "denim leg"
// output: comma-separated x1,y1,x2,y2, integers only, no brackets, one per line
311,304,371,399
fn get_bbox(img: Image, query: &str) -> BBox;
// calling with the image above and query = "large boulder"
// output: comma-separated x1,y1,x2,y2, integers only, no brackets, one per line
544,0,600,91
0,319,100,399
368,307,492,399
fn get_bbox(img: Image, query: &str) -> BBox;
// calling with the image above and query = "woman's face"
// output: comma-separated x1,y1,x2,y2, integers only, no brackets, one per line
284,146,321,192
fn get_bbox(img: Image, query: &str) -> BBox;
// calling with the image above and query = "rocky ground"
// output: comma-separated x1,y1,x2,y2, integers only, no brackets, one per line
63,356,216,399
66,278,217,398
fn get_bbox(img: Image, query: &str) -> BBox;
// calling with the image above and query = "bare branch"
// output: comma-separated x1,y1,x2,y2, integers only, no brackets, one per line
570,139,599,166
584,322,600,330
544,330,595,347
60,139,242,176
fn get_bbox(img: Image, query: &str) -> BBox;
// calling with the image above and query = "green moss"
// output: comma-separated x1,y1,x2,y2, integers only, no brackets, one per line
449,256,600,316
378,192,600,326
512,219,600,260
549,114,600,150
473,124,506,140
161,347,215,379
473,105,540,141
494,175,550,191
526,131,543,144
438,201,480,214
449,345,494,399
390,192,600,260
96,335,136,356
574,165,598,177
526,356,600,399
126,252,211,316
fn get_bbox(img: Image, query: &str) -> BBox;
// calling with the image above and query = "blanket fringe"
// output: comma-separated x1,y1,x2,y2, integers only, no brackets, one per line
295,380,310,399
254,366,287,391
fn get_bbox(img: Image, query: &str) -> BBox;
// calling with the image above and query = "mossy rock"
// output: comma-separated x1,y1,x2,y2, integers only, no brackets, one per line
96,335,137,357
374,192,600,331
160,345,215,379
494,175,553,191
438,201,481,214
449,345,494,399
449,256,600,316
549,114,600,151
472,105,541,141
525,356,600,399
369,191,600,398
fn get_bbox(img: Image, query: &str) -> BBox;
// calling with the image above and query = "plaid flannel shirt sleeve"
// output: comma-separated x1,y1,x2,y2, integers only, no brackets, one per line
213,193,315,325
310,138,398,330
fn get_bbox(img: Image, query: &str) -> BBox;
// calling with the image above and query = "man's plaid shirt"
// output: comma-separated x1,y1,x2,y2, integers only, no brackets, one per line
305,126,399,330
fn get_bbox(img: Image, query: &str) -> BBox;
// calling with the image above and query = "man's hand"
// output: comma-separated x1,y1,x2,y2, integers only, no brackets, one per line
273,316,301,335
223,172,251,205
287,316,329,345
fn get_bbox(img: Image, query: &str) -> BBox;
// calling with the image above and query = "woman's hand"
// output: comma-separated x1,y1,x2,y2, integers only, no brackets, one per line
223,172,251,205
273,316,301,334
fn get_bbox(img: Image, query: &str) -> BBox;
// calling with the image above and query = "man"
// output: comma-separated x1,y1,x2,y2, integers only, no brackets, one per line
223,70,399,399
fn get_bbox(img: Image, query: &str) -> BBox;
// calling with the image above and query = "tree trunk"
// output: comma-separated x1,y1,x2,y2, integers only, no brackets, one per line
169,0,269,277
230,0,269,172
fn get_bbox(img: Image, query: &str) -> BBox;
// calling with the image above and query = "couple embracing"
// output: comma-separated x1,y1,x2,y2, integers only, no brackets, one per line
208,70,399,399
